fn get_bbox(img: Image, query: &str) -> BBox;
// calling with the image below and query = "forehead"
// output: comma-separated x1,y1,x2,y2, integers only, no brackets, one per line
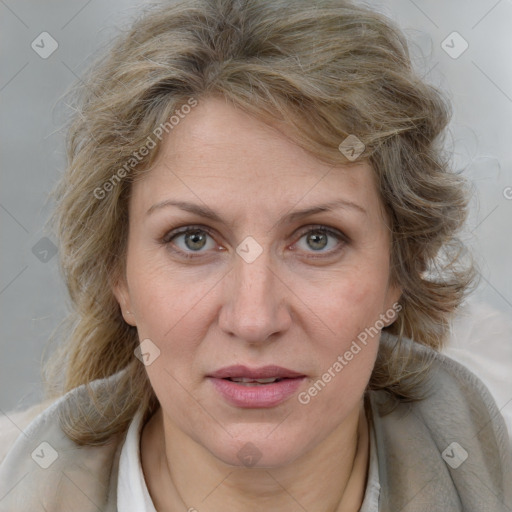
132,97,381,216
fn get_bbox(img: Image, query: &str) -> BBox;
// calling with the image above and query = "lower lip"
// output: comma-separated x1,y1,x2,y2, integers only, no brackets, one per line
208,377,305,408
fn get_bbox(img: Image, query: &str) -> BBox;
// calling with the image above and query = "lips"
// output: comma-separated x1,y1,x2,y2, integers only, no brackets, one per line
208,365,305,380
207,365,306,408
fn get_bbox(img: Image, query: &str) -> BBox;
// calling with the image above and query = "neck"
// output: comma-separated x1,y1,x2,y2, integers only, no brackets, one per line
141,401,369,512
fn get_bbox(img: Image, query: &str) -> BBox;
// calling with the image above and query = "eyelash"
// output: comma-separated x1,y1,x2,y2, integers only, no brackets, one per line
161,224,348,260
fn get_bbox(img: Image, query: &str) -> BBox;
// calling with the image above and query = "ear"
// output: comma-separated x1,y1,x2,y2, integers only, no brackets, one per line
111,274,137,327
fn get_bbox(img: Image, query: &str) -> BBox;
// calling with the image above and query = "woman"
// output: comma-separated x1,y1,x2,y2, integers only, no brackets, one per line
0,0,510,510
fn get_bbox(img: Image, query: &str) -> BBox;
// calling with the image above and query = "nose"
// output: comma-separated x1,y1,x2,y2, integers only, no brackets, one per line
218,248,292,344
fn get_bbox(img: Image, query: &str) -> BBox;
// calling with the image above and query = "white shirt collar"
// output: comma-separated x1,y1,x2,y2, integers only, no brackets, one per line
117,408,158,512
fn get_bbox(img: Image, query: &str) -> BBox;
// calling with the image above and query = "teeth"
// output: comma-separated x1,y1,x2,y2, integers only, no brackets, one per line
230,377,280,384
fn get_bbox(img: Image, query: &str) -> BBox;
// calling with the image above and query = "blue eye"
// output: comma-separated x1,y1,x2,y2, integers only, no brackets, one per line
162,225,346,259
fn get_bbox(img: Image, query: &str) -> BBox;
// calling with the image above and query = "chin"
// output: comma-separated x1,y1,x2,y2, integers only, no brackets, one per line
204,428,309,469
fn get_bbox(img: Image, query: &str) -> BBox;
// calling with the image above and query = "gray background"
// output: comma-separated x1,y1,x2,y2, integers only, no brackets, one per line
1,0,511,413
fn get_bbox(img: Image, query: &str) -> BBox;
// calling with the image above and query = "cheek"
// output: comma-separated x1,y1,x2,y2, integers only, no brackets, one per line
298,264,389,397
313,265,390,342
125,251,213,359
298,276,384,414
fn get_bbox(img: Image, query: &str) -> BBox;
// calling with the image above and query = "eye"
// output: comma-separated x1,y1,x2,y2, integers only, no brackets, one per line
162,226,219,258
293,226,347,256
161,224,347,260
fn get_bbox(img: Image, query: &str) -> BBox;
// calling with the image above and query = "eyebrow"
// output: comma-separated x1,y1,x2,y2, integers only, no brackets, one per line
146,198,367,223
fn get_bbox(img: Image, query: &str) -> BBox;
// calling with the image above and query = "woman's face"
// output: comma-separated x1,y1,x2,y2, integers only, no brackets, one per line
114,96,401,467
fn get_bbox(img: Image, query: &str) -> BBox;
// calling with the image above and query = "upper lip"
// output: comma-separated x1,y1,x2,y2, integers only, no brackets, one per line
208,365,305,379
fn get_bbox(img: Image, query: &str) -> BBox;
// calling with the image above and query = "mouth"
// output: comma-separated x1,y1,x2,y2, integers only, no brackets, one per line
208,364,305,380
207,365,306,408
223,376,286,386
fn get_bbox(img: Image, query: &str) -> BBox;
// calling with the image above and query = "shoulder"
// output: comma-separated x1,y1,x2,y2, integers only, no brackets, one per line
396,333,509,441
0,372,127,511
0,399,56,465
370,334,512,510
379,310,511,447
441,300,512,447
375,331,512,463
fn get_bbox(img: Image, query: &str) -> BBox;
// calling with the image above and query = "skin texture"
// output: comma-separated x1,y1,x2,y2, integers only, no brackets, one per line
113,96,401,511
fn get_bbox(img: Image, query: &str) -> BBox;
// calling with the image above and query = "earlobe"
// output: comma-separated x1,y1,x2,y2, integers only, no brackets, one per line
121,308,137,326
111,276,137,327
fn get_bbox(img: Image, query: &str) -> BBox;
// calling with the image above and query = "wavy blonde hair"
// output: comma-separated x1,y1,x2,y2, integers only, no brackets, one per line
45,0,475,444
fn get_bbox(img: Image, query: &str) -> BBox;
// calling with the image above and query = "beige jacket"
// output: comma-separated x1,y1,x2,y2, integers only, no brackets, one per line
1,335,511,511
